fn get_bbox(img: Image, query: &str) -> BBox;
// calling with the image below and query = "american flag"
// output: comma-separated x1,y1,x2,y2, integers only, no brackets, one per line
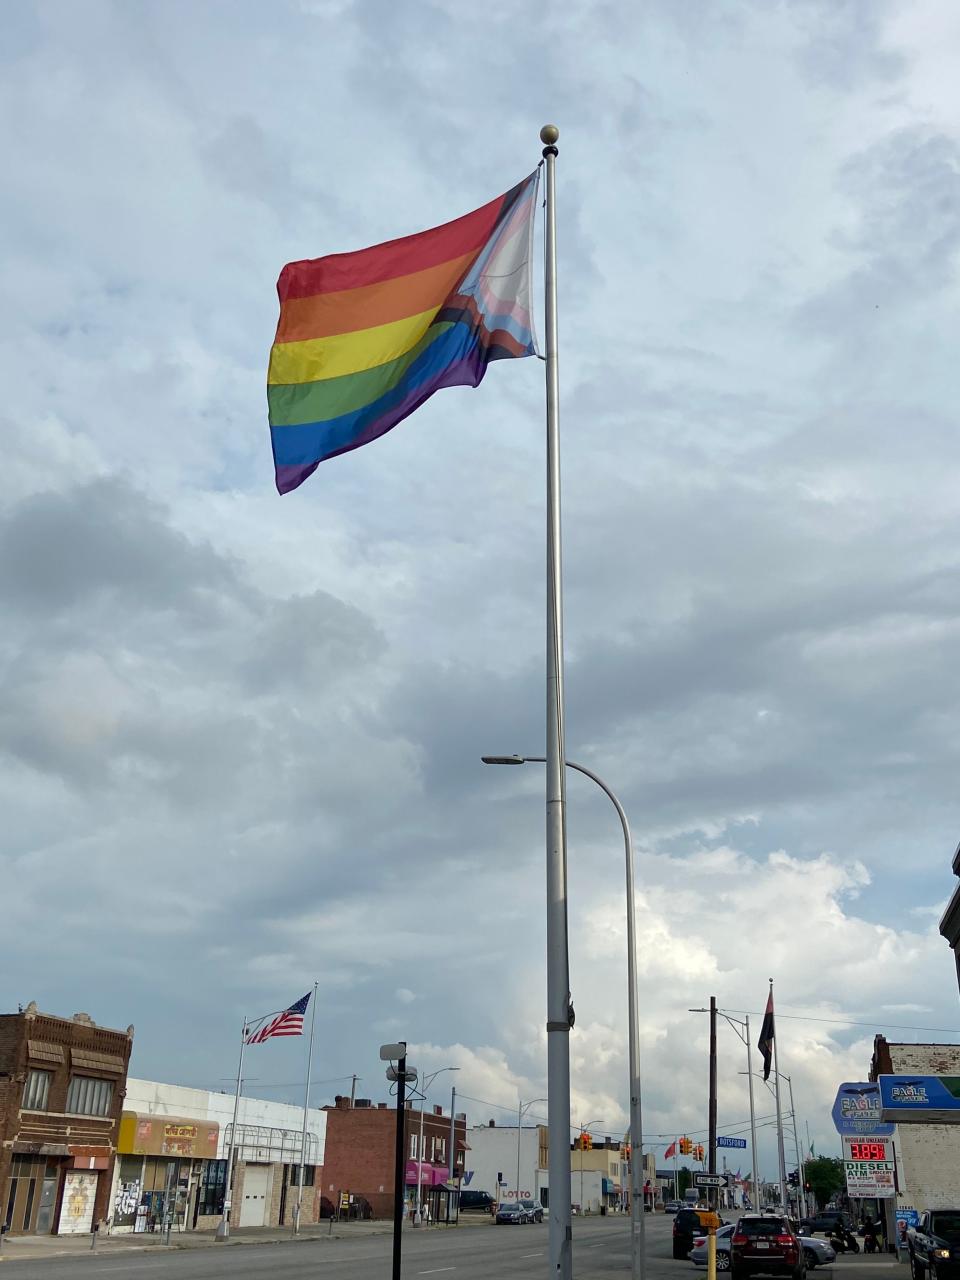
245,991,311,1044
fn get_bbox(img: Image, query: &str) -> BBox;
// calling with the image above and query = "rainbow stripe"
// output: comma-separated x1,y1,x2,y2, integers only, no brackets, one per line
268,171,540,493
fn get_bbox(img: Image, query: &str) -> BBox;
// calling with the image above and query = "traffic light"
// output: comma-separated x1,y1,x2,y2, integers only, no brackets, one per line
680,1136,693,1156
695,1144,704,1162
582,1132,593,1151
623,1144,631,1162
788,1169,799,1187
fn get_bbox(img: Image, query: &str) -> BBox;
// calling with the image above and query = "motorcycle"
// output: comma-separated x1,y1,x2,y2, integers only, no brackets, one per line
828,1227,861,1254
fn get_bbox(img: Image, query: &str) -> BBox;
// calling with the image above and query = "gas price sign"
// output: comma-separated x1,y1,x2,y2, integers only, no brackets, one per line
847,1140,889,1162
842,1137,895,1198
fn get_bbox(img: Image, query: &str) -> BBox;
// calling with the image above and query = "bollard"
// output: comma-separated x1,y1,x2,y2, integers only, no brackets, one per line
90,1222,99,1251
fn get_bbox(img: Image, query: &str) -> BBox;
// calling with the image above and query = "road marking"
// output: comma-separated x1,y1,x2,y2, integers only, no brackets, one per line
521,1251,543,1257
419,1269,456,1275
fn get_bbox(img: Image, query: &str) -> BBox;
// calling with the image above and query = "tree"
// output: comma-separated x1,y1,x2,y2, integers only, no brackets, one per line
677,1166,692,1199
804,1157,845,1208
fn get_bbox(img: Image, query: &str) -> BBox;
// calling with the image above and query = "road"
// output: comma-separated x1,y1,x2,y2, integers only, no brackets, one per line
0,1214,908,1280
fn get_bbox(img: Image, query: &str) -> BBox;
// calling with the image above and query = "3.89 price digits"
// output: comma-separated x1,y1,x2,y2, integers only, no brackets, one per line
849,1141,887,1161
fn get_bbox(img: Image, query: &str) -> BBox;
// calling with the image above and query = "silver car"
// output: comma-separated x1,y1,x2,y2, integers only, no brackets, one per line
690,1223,836,1271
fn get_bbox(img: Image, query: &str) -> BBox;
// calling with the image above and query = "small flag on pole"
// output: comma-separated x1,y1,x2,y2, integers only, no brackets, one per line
757,989,775,1081
664,1138,678,1159
245,992,311,1044
268,171,540,494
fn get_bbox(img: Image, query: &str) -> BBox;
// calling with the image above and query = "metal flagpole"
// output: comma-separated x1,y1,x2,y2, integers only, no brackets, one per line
745,1015,760,1209
217,1018,247,1241
540,120,573,1280
770,981,788,1213
294,981,318,1235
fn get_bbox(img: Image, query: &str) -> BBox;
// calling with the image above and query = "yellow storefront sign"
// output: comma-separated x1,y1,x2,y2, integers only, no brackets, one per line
118,1112,219,1158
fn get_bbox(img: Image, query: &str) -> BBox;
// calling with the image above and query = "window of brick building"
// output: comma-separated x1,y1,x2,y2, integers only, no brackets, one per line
66,1074,113,1116
289,1165,315,1186
22,1069,51,1111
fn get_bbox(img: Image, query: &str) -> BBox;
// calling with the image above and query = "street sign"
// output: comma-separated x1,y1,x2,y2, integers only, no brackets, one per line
831,1082,895,1137
693,1173,726,1188
717,1137,747,1149
878,1075,960,1124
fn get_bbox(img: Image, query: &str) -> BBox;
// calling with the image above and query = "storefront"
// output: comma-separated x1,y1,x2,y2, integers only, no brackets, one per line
110,1113,222,1233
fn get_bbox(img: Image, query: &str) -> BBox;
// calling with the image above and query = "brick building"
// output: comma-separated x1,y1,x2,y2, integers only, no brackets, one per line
869,1037,960,1213
322,1096,466,1220
0,1002,133,1236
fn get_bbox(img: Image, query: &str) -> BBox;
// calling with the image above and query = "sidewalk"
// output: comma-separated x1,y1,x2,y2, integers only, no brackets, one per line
0,1214,492,1263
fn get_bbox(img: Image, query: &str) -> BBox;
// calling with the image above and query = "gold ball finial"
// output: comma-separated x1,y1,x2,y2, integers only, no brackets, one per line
540,124,560,146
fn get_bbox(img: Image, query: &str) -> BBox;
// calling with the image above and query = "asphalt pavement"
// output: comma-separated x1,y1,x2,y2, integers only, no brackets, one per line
0,1213,912,1280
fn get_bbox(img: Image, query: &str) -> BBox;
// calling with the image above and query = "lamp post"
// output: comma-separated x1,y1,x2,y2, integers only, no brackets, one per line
411,1066,460,1225
577,1119,603,1216
518,1097,547,1203
482,753,646,1280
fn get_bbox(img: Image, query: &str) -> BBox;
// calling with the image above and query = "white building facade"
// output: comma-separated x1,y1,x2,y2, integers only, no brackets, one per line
109,1078,327,1233
462,1122,547,1202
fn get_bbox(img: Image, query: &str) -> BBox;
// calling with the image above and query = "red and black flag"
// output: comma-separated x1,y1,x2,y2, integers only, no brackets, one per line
757,988,775,1080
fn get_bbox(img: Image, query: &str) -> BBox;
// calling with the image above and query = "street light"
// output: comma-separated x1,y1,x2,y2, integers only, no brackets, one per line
743,1069,805,1218
408,1066,460,1225
482,754,646,1280
517,1097,547,1204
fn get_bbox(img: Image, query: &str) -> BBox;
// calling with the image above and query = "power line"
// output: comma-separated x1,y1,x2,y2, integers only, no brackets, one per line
722,1006,960,1037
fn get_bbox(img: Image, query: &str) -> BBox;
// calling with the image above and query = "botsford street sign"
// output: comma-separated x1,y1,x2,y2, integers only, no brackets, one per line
717,1136,747,1149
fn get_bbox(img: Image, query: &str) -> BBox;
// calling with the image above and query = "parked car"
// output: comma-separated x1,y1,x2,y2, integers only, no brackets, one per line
731,1214,806,1280
458,1190,495,1212
519,1198,544,1224
800,1210,853,1236
675,1208,716,1259
692,1224,835,1272
665,1201,683,1214
496,1201,534,1225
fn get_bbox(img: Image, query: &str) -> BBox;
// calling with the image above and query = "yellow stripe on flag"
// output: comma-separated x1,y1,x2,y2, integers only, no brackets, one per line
268,306,441,386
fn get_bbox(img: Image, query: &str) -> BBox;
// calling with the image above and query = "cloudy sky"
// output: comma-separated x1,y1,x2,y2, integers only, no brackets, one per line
3,0,960,1179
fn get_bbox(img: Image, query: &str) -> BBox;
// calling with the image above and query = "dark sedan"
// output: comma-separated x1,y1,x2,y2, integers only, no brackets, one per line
496,1201,534,1224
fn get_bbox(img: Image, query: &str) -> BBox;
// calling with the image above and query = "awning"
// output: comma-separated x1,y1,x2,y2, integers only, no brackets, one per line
405,1160,451,1187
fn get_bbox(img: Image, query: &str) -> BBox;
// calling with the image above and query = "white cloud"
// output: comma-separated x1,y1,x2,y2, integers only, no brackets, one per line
1,0,960,1171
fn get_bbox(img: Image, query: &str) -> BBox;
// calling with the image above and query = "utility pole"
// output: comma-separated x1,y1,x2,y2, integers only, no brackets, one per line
707,996,719,1280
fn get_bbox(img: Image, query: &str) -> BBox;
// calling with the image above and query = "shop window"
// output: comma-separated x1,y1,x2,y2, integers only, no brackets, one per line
22,1069,51,1111
197,1161,227,1216
289,1165,315,1187
66,1075,113,1117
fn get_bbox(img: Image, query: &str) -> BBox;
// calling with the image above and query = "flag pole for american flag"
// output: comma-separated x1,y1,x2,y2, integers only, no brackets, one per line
217,1018,247,1241
294,981,318,1235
